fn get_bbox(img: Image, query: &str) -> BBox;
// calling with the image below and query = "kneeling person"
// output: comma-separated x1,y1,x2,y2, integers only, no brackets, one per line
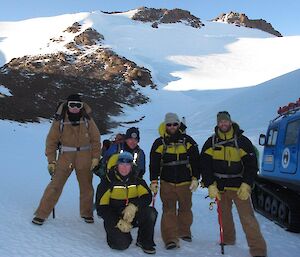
96,151,157,254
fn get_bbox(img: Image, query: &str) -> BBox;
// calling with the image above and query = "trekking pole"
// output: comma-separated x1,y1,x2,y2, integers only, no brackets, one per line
151,193,157,207
51,176,56,219
216,198,224,255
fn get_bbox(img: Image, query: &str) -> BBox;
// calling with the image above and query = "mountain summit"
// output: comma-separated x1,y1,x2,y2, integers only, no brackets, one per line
213,11,282,37
131,7,204,29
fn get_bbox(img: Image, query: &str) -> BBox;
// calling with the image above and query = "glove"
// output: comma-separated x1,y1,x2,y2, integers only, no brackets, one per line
90,158,99,171
116,219,132,233
48,162,56,176
122,203,138,223
189,177,199,192
237,183,251,200
208,182,221,200
150,180,159,194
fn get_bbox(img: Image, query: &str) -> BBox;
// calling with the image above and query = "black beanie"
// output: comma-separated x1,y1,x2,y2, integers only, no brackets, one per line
67,94,82,102
125,127,140,141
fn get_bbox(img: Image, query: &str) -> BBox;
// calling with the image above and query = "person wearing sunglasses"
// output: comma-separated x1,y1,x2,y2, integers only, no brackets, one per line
32,94,101,226
149,113,200,250
96,151,157,254
200,111,267,257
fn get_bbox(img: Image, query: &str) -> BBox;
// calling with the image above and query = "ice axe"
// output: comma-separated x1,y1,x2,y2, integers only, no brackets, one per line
206,196,224,255
216,198,224,254
50,176,56,219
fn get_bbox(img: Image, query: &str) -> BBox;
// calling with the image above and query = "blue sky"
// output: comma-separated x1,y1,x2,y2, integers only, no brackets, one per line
1,0,299,36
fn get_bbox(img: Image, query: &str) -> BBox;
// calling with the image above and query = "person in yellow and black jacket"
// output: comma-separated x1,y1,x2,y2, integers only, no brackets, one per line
200,111,267,257
96,151,157,254
149,113,200,250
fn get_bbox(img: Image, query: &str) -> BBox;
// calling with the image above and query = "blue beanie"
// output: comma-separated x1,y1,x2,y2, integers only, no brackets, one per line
117,151,134,164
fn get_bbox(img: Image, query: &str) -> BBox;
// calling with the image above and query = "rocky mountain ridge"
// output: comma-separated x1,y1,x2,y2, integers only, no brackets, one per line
213,11,282,37
132,7,204,29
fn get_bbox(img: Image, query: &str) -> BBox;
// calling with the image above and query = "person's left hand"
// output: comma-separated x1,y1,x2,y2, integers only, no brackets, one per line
122,203,138,223
189,177,199,192
237,183,251,200
90,158,99,171
116,219,132,233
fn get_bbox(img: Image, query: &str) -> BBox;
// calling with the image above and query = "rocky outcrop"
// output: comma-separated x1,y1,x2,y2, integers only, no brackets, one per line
64,22,82,33
0,25,155,133
132,7,204,29
213,12,282,37
74,28,104,46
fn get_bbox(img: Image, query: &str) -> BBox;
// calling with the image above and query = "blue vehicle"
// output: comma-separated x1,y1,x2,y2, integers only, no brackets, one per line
252,98,300,232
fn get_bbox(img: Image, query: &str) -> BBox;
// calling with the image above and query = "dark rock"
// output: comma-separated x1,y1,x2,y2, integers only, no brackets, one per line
132,7,204,29
0,26,156,133
64,22,82,33
212,12,282,37
74,28,105,46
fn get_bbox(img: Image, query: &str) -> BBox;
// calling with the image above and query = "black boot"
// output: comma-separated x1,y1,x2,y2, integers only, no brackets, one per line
32,217,45,225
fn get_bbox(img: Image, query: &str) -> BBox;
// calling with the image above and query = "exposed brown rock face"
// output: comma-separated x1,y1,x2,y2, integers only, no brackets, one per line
0,25,155,133
64,22,82,33
213,12,282,37
132,7,204,29
74,28,104,46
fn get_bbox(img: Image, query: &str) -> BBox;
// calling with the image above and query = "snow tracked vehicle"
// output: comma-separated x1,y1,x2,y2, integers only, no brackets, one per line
251,98,300,232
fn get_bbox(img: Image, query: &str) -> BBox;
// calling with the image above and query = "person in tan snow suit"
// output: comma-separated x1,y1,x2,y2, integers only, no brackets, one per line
32,94,101,225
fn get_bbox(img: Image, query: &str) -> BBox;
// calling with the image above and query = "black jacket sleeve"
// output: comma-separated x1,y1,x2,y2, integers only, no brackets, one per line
200,137,215,187
186,135,201,179
149,138,163,181
240,136,258,187
95,179,119,226
137,149,146,178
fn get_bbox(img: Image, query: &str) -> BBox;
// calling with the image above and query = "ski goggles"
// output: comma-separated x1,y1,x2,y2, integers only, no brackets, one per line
67,101,83,109
118,158,133,164
166,122,179,127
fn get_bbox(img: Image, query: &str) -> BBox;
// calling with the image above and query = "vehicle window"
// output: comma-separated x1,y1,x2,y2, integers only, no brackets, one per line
267,128,278,146
285,119,300,145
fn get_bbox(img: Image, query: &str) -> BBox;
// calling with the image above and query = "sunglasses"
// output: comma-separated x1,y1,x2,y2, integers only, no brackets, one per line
166,122,179,127
118,158,133,164
68,101,83,109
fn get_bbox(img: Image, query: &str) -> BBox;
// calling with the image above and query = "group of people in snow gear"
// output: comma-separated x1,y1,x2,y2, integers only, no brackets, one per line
32,94,266,257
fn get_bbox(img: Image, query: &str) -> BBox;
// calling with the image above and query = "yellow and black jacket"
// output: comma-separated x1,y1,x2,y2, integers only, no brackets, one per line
150,122,200,184
200,123,258,190
96,168,152,226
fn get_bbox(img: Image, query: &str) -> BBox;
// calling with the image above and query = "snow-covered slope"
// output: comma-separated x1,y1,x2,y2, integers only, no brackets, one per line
1,10,300,90
1,9,300,257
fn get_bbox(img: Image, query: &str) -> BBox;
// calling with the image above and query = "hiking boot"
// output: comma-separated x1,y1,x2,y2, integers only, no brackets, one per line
180,236,192,242
165,242,178,250
32,217,45,225
82,217,94,223
136,242,156,254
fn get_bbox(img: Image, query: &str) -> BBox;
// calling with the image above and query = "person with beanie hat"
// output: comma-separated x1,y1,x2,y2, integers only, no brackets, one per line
96,151,158,254
32,94,101,226
125,127,140,141
164,112,180,124
149,112,201,249
101,127,146,179
200,111,267,257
